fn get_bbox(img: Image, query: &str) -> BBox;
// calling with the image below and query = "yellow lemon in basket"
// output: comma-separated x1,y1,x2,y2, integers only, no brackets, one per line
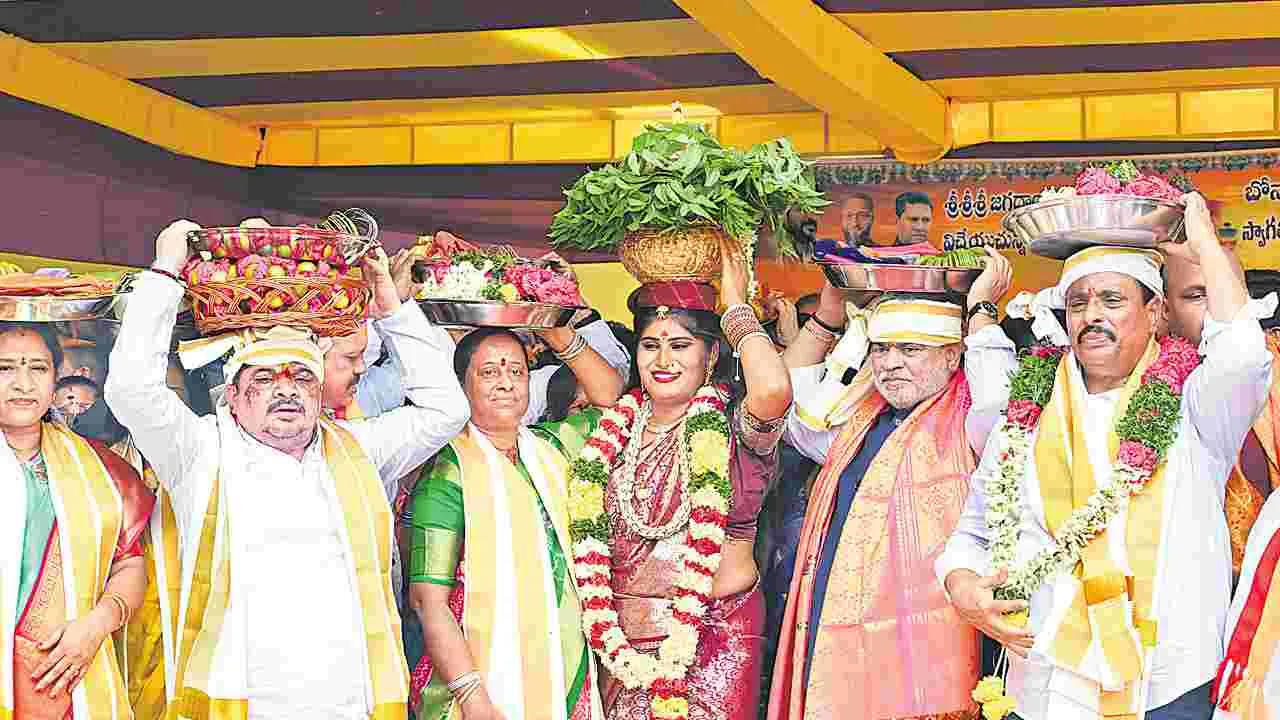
210,270,228,282
266,294,286,310
267,265,287,278
332,290,351,310
276,244,293,259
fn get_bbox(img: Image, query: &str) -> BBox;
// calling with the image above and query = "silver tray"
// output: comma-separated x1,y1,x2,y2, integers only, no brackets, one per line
0,294,119,321
1002,194,1185,260
819,262,983,295
418,299,585,329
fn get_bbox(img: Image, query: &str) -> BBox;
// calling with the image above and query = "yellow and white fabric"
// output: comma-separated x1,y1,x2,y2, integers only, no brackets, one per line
937,298,1276,720
110,437,183,718
0,424,133,720
448,425,603,720
796,297,964,430
105,271,470,720
177,325,326,383
162,405,408,720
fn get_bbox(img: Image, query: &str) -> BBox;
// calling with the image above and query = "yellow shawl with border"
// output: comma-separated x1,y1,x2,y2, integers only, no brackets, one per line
1,423,134,720
1035,340,1165,719
166,411,408,720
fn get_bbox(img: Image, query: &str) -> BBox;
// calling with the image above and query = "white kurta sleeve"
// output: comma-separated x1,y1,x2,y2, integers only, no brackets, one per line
1186,298,1274,473
784,364,836,464
104,271,208,514
344,300,469,484
964,324,1017,455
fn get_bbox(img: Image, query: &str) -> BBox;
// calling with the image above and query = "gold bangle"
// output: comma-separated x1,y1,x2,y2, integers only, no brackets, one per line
100,592,131,631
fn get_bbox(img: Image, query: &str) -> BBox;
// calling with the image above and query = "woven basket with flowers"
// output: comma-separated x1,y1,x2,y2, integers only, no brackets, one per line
182,224,373,336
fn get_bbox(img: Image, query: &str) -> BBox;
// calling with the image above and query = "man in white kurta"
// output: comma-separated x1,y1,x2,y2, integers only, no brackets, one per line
105,220,469,720
938,194,1274,720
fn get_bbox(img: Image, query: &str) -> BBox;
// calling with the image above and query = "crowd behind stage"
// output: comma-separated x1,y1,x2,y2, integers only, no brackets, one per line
6,199,1280,720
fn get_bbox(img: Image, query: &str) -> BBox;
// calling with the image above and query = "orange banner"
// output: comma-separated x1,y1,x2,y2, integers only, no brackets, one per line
759,153,1280,304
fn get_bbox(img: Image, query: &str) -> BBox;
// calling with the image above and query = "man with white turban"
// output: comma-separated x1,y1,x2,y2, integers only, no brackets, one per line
939,193,1275,719
105,220,469,719
767,248,1017,720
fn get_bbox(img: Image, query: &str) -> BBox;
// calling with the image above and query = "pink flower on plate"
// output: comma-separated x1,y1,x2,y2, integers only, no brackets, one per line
1117,440,1158,476
1123,174,1182,201
1007,399,1043,430
1075,167,1123,195
534,273,585,306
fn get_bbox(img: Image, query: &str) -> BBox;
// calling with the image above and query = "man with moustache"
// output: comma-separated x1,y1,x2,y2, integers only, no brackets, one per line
768,247,1016,720
1164,250,1279,579
105,219,469,719
940,193,1273,719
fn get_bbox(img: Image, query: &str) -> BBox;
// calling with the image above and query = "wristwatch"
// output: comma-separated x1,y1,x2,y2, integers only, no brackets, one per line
967,301,999,322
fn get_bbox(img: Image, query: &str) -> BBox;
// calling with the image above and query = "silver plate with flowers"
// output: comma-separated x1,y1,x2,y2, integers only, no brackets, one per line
418,300,587,329
1003,194,1186,260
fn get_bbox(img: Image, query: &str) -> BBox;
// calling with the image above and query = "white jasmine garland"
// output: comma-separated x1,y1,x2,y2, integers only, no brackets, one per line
565,384,733,720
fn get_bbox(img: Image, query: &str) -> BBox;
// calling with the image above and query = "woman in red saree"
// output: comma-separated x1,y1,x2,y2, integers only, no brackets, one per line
1,322,152,719
578,244,792,720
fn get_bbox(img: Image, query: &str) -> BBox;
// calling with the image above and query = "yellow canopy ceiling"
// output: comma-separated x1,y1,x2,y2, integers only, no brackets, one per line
1,0,1278,167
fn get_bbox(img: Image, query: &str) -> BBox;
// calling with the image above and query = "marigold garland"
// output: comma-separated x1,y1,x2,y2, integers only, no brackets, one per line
566,384,733,720
974,336,1200,719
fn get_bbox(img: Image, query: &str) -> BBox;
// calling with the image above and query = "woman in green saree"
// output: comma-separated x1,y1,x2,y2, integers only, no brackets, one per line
404,323,623,720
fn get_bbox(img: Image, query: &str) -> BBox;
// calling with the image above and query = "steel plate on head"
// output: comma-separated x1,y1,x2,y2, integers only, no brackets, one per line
1002,194,1185,260
0,294,118,322
418,300,585,329
819,263,983,295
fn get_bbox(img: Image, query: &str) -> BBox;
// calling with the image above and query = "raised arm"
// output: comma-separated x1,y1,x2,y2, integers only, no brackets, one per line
720,238,791,425
537,324,624,411
962,248,1016,454
346,250,469,482
782,281,847,370
1169,194,1272,468
104,220,207,500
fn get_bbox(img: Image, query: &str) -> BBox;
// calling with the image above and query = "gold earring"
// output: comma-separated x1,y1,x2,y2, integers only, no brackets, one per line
704,362,714,385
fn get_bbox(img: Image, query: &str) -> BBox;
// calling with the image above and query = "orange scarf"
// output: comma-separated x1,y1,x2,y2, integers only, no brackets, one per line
768,369,979,720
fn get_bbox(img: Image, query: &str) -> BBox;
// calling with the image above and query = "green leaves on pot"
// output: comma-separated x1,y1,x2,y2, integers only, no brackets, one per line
547,122,829,255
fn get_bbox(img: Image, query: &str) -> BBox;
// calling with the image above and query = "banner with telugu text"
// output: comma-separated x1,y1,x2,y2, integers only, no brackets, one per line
758,150,1280,303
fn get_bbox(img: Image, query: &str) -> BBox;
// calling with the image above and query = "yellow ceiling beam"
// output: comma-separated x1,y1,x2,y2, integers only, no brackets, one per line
952,85,1280,147
669,0,950,162
932,67,1280,102
45,20,726,78
837,1,1280,52
0,32,260,166
259,111,887,166
212,84,814,128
